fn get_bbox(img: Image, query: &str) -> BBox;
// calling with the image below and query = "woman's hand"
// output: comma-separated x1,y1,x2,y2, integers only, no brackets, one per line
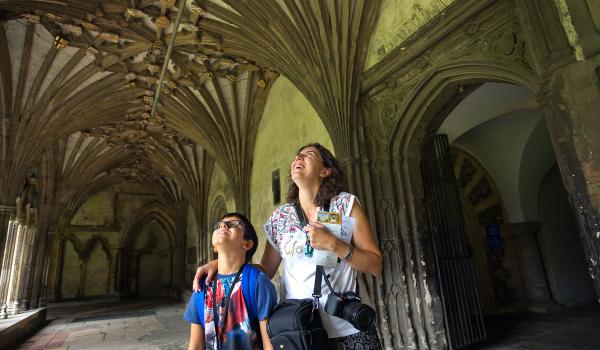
192,259,218,292
304,222,342,252
305,201,382,277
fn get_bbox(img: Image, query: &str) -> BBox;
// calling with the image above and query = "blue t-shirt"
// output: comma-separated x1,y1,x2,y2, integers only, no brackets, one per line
183,270,276,350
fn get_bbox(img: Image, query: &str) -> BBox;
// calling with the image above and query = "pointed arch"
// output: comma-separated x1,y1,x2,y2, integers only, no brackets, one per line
120,202,176,250
389,59,539,158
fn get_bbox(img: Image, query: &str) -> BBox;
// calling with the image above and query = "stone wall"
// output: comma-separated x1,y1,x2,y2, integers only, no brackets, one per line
353,0,600,348
50,184,179,300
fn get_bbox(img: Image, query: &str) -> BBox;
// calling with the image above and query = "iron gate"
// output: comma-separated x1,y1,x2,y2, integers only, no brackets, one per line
421,135,486,349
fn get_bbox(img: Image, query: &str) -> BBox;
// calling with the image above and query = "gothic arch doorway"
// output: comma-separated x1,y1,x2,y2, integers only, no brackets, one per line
417,81,597,348
450,147,523,315
119,204,176,297
132,218,173,297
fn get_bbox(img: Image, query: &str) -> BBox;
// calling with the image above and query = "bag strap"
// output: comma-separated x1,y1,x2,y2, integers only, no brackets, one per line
197,277,207,328
212,264,244,350
241,264,259,328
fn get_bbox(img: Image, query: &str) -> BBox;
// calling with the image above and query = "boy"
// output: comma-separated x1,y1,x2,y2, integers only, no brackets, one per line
184,213,276,350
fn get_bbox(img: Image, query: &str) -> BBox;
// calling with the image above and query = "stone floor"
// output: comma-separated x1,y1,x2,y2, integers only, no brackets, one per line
12,299,600,349
475,303,600,349
15,297,189,350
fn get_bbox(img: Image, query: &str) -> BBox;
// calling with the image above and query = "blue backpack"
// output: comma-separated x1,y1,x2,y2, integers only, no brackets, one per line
195,264,260,329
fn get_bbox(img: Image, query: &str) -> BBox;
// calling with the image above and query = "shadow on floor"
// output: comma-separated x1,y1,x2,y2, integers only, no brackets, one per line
473,303,600,350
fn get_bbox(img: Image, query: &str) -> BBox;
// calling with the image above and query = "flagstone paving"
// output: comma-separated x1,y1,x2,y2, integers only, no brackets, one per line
15,298,189,350
12,298,600,349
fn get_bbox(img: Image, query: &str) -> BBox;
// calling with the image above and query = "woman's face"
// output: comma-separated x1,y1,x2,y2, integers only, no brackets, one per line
291,146,328,183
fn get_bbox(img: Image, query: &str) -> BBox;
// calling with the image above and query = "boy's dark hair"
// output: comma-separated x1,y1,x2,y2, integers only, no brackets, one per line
218,212,258,262
286,143,346,207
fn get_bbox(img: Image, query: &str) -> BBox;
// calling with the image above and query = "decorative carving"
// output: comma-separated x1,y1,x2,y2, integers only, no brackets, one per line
99,32,119,43
147,64,160,75
191,4,206,16
161,0,176,9
81,21,99,31
53,35,69,49
155,16,171,29
21,14,40,23
464,18,481,36
19,174,38,209
126,8,145,18
86,47,99,58
62,24,83,36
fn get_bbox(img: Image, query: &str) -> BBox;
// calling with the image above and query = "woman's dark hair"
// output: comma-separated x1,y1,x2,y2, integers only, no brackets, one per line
218,212,258,262
286,143,346,207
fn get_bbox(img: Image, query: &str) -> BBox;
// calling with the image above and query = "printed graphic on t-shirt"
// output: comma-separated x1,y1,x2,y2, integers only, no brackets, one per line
206,274,255,350
183,269,276,350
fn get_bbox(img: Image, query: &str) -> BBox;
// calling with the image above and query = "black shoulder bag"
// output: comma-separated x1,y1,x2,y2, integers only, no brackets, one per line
266,201,330,350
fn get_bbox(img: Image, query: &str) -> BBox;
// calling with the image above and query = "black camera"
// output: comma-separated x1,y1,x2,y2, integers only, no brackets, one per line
324,291,376,331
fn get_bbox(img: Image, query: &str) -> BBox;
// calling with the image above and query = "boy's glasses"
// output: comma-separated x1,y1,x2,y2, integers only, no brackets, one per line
213,220,242,230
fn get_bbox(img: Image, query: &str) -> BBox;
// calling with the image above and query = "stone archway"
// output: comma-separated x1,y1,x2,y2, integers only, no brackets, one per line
382,60,540,349
119,203,176,297
133,219,172,297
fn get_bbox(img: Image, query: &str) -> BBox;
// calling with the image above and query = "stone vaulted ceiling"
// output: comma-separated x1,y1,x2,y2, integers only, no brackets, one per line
0,0,381,217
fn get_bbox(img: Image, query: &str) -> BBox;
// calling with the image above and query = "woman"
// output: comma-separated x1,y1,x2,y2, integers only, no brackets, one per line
195,143,382,349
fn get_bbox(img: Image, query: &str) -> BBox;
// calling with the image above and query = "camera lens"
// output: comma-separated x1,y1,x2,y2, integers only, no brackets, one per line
342,300,376,331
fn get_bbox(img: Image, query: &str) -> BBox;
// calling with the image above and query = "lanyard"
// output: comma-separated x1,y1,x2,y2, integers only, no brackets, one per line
212,264,244,350
294,199,332,305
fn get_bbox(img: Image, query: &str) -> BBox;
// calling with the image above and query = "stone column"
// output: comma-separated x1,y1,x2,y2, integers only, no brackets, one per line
14,216,38,312
0,216,17,319
46,231,64,302
510,222,560,312
0,206,14,270
543,56,600,299
36,229,55,308
28,227,50,309
5,223,25,316
108,247,120,295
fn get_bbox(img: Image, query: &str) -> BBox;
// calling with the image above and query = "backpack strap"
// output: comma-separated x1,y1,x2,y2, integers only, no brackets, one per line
241,264,260,327
197,277,207,328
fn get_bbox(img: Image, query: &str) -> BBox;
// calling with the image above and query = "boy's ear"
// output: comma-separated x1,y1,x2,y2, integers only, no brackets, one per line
241,239,254,252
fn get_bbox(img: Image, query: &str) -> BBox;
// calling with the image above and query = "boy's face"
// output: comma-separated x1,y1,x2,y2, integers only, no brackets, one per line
212,216,253,254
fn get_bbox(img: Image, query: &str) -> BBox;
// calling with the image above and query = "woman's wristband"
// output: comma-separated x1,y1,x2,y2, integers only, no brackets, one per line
341,245,354,262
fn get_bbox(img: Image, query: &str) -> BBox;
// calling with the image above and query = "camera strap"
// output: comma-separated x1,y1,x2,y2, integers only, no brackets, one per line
295,199,332,307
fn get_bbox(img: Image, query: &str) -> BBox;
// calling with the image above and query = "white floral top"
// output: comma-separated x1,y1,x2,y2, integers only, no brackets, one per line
263,192,360,338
